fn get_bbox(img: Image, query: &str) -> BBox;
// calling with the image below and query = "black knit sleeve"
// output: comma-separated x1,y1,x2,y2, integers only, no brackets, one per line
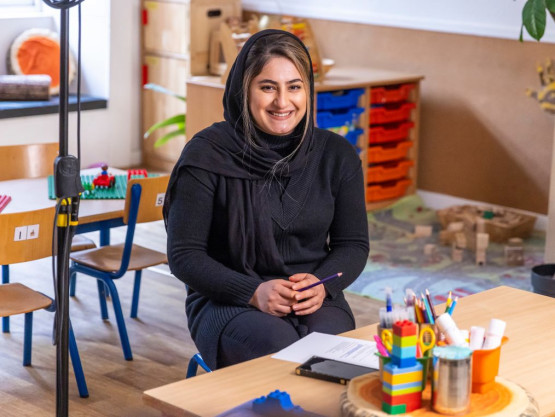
313,139,370,298
166,167,260,306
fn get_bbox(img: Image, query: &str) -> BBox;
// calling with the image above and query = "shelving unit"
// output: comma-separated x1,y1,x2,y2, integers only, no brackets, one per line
186,67,424,210
140,0,241,171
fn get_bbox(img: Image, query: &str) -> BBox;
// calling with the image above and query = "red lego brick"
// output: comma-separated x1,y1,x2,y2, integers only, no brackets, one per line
382,391,422,406
393,320,417,337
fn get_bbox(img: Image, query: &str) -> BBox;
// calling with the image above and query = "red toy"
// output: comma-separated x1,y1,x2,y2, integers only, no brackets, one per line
127,169,148,180
93,164,115,189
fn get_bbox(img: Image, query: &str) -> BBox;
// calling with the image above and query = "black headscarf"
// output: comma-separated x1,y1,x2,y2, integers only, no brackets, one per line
164,29,319,278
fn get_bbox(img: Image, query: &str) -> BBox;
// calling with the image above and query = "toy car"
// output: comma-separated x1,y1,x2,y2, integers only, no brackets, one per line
93,165,115,189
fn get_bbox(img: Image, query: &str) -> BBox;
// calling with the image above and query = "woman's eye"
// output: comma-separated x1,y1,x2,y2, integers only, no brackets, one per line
261,85,275,91
289,84,302,91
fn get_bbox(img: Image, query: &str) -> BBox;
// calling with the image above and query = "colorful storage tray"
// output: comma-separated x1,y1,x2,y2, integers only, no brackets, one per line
369,121,414,145
367,159,414,183
368,141,413,164
317,88,365,111
366,179,411,203
370,102,415,125
370,83,415,104
317,107,364,129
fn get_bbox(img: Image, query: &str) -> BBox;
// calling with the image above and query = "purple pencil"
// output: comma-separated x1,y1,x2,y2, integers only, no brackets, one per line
297,272,343,292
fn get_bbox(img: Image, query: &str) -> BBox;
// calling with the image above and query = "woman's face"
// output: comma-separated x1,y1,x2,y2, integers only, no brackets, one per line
248,56,307,136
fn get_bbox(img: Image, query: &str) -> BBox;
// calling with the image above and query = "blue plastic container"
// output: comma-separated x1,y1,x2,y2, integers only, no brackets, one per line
317,107,364,129
317,88,365,111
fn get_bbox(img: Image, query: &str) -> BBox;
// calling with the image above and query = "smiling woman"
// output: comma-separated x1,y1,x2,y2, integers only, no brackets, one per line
164,29,369,371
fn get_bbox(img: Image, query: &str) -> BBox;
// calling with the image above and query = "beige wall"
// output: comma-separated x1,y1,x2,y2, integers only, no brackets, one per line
310,19,554,214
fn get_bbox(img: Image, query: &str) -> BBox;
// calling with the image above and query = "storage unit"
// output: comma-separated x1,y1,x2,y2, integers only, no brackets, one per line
141,0,241,171
186,67,423,210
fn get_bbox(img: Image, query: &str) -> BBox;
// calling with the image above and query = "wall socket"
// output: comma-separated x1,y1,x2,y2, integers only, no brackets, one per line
14,224,39,241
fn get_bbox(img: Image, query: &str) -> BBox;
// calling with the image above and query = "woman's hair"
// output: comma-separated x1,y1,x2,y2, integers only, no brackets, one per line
240,33,312,176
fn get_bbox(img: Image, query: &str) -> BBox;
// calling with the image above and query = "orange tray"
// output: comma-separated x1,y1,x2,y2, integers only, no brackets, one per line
370,83,415,104
367,160,414,183
368,141,413,164
366,179,411,202
370,102,415,124
369,121,414,145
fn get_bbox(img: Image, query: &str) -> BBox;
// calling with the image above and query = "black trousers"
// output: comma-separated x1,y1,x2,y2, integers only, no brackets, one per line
216,306,355,368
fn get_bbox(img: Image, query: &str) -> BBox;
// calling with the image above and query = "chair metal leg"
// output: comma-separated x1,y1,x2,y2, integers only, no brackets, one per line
97,279,109,320
68,323,89,398
101,278,133,361
23,312,33,366
2,265,9,333
130,270,142,318
186,353,212,378
69,266,77,297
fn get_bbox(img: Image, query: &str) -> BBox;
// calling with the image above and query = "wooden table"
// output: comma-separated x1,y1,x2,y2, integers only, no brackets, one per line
143,286,555,417
1,168,127,243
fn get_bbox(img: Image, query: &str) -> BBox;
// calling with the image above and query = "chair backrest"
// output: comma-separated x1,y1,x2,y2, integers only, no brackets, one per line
123,175,170,225
0,143,59,181
0,206,55,265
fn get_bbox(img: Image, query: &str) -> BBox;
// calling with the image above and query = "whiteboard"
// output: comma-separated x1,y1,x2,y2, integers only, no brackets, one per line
242,0,555,43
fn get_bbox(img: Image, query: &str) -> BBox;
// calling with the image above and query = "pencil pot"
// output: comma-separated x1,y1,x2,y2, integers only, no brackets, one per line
471,336,508,394
531,264,555,298
376,352,391,382
432,347,473,415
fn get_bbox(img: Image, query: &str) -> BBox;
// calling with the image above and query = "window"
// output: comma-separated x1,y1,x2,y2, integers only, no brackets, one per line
0,0,42,12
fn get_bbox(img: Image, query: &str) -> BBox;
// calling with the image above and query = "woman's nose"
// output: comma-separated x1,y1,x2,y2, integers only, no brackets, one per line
274,90,287,107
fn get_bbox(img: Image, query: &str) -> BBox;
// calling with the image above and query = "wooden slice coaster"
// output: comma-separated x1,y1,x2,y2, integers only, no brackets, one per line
340,373,538,417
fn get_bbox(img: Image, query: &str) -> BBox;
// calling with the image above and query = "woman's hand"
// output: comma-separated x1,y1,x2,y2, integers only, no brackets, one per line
249,279,296,317
289,273,326,315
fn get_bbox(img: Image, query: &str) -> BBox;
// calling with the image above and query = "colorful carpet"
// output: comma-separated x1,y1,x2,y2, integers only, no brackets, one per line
346,195,545,306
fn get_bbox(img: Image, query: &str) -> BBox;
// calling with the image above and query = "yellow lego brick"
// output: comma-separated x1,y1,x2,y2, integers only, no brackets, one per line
393,334,416,347
382,384,422,396
383,369,423,385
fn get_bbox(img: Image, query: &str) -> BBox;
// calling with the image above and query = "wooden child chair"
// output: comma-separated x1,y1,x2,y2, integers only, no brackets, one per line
69,176,169,360
0,143,96,333
0,206,89,397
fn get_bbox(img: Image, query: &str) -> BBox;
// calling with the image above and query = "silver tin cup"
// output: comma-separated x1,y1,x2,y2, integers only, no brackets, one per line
432,346,473,415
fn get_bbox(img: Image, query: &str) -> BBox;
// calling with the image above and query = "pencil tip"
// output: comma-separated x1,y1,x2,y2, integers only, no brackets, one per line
338,272,343,276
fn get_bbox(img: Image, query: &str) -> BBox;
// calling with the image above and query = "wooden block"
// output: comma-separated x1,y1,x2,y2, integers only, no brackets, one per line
414,225,432,237
0,74,50,100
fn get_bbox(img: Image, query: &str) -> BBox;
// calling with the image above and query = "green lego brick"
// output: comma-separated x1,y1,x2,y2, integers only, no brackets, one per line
382,402,406,414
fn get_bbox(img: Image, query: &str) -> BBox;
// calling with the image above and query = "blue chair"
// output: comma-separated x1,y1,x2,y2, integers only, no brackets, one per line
69,176,169,360
0,207,88,398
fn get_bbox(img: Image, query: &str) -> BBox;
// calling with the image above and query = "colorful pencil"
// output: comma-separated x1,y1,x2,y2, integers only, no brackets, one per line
444,291,452,313
447,296,458,316
425,289,437,320
297,272,342,292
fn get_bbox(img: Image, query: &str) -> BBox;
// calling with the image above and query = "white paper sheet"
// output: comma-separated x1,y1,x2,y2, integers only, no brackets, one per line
271,332,379,369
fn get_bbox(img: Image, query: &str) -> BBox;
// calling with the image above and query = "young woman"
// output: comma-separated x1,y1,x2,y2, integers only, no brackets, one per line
164,29,369,369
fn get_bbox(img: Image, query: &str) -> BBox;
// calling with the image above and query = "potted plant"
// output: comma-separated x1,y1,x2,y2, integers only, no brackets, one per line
520,0,555,41
143,83,186,148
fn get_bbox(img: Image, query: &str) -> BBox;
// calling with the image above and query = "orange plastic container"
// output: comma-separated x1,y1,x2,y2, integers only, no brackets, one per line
368,141,413,164
370,102,415,124
370,83,415,104
367,160,414,183
471,336,509,394
366,179,411,202
369,122,414,145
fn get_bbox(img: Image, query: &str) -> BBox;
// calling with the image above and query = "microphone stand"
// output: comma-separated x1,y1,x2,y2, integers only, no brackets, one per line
42,1,85,415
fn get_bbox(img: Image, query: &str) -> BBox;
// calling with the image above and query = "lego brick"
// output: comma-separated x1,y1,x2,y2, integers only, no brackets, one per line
393,334,416,347
382,384,422,396
384,362,423,375
392,355,417,368
382,391,422,407
382,380,421,392
393,320,417,337
382,402,406,414
392,344,416,358
382,369,423,385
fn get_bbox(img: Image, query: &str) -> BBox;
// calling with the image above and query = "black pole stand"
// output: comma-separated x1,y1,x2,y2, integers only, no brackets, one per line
42,2,85,416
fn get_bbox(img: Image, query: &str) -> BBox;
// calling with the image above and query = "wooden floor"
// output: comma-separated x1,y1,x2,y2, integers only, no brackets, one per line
0,221,382,416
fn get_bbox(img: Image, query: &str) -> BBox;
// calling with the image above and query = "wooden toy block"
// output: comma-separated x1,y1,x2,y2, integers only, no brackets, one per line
424,243,437,255
393,334,416,347
476,249,486,266
505,237,524,266
476,232,489,249
382,402,406,414
414,224,432,237
451,244,463,262
382,369,422,385
393,320,417,337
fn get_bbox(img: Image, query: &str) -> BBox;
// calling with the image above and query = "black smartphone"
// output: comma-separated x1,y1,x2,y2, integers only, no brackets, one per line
295,356,378,385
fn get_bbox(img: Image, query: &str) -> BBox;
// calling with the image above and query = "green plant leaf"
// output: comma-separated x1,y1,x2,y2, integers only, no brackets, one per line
522,0,547,41
154,128,185,148
143,83,186,102
547,0,555,12
144,114,186,139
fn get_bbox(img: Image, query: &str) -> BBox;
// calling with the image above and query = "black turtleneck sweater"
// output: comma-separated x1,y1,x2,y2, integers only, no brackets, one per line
166,127,369,369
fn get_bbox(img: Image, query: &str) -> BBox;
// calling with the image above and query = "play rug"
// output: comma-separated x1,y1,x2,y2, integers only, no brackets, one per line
346,195,545,306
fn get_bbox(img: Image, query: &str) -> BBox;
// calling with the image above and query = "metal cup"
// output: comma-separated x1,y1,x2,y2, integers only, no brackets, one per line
432,346,473,415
